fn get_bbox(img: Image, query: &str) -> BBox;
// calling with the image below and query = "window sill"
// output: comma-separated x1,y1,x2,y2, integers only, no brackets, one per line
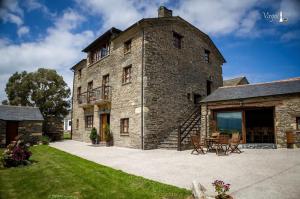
122,82,131,86
88,54,110,67
120,133,129,136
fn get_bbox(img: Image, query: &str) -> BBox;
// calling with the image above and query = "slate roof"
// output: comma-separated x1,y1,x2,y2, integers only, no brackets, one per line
223,76,249,86
0,105,44,121
202,77,300,103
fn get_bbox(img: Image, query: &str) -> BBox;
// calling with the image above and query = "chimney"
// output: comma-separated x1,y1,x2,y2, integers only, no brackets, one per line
158,6,172,18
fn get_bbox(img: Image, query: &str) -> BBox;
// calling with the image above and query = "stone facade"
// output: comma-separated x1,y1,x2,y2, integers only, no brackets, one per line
200,94,300,148
71,8,225,149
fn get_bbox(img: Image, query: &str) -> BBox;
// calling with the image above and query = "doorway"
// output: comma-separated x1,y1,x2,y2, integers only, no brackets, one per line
6,121,18,145
245,108,274,143
100,114,110,142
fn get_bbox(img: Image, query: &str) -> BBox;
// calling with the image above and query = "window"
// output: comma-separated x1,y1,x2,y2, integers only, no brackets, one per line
216,112,242,134
297,117,300,130
122,65,132,84
120,118,129,135
173,32,182,49
78,69,82,79
89,43,110,64
77,87,81,97
206,80,212,95
76,119,79,129
204,49,210,63
124,39,132,54
85,115,93,129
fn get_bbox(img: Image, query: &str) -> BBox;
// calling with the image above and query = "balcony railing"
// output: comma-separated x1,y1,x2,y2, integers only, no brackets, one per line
77,86,111,105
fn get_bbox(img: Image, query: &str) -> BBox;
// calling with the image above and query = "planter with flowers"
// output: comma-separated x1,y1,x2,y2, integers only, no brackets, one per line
212,180,232,199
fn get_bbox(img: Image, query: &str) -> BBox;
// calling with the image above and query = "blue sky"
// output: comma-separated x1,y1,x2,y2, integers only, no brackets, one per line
0,0,300,101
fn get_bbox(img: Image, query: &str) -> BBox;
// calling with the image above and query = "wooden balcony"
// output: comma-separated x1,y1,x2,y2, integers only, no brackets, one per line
77,86,111,108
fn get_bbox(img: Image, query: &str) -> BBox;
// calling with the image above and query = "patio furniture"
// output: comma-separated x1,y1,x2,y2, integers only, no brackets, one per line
229,133,242,154
205,137,217,152
191,135,206,155
215,134,230,156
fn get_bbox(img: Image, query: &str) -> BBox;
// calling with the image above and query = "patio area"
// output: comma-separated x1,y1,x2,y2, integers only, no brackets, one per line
51,140,300,199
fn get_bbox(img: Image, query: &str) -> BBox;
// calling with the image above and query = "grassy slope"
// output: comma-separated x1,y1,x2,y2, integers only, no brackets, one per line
0,145,191,199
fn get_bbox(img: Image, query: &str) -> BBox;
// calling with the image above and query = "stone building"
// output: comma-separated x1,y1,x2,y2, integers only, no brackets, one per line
200,77,300,148
71,6,226,149
0,105,44,146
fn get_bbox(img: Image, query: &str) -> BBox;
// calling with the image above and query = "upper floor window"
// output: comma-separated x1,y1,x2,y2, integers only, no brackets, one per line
89,43,110,64
103,74,110,99
173,32,183,49
120,118,129,135
124,39,132,54
206,80,212,95
204,49,210,63
122,65,132,84
78,69,82,79
77,87,81,97
85,115,93,129
76,119,79,130
297,117,300,130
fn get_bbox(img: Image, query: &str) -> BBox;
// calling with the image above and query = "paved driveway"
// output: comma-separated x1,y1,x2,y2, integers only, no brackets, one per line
51,140,300,199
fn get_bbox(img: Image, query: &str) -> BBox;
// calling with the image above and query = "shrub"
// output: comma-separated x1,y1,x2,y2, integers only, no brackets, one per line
1,139,32,168
17,128,39,146
40,136,50,145
89,128,97,142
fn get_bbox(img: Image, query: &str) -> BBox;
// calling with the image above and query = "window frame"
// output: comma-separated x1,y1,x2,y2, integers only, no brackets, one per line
122,65,132,84
85,115,93,129
78,69,82,79
297,117,300,130
120,118,129,135
173,32,183,49
206,80,212,96
216,111,243,134
76,119,79,130
204,49,210,63
124,39,132,54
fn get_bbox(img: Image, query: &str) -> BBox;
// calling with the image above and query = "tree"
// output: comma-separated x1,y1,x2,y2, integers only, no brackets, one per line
5,71,32,106
5,68,71,136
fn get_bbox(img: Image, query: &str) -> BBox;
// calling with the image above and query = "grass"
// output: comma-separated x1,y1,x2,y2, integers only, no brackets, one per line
63,132,71,139
0,145,191,199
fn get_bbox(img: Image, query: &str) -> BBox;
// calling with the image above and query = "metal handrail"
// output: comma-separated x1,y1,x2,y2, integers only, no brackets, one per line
77,86,111,104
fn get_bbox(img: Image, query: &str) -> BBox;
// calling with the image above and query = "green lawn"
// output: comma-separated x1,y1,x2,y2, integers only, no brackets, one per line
0,145,191,199
63,132,71,139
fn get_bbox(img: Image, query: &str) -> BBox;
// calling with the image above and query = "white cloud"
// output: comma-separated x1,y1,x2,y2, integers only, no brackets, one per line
17,26,30,37
280,0,300,24
0,0,24,26
23,0,56,17
0,9,94,101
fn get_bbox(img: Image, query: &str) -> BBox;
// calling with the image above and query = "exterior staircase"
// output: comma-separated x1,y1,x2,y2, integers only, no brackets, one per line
158,105,201,150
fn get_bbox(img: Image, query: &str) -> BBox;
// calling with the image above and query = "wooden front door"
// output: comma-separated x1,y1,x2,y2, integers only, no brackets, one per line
6,121,18,145
100,114,110,141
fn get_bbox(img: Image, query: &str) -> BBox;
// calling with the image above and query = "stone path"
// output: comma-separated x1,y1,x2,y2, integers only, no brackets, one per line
51,140,300,199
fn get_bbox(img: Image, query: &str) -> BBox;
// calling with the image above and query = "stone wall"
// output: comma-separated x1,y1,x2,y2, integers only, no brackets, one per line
143,19,224,149
18,121,43,137
200,94,300,148
0,120,6,147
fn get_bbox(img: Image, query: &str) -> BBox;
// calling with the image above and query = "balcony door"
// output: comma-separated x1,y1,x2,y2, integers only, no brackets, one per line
102,75,109,100
87,81,93,102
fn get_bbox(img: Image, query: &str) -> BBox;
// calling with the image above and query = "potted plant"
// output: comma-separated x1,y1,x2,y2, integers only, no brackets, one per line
104,125,113,146
212,180,232,199
89,128,97,144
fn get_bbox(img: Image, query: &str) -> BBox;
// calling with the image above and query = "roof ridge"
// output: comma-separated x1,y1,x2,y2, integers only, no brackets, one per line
0,105,40,109
221,77,300,89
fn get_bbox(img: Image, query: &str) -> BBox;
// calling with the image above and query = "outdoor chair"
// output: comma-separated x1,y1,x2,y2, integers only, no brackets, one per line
191,135,206,155
229,133,242,154
215,134,230,156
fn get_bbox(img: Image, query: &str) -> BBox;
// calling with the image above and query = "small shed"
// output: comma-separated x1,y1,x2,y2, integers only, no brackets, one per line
0,105,44,146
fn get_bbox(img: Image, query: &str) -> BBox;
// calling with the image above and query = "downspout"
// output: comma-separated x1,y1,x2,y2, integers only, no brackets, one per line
70,69,75,140
141,28,145,150
205,102,208,138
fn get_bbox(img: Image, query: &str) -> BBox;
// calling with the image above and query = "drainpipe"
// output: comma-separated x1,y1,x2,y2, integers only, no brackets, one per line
70,68,75,140
205,103,208,138
141,28,145,150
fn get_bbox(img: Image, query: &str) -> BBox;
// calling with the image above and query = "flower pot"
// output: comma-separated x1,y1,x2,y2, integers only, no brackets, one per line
215,195,233,199
91,140,96,144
